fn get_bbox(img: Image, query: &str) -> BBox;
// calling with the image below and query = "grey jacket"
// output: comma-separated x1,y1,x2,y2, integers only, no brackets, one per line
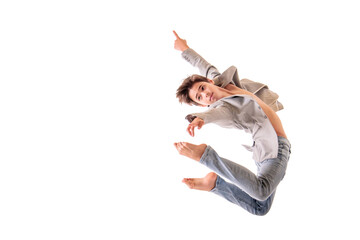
188,95,278,163
182,48,283,111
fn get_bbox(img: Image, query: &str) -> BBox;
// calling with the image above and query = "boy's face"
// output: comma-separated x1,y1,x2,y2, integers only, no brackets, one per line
188,80,224,107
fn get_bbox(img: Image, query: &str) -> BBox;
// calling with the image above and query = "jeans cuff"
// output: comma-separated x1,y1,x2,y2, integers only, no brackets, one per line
210,175,221,193
199,145,212,165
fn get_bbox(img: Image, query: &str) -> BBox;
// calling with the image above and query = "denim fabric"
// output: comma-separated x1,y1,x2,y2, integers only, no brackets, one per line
203,137,291,215
211,176,276,216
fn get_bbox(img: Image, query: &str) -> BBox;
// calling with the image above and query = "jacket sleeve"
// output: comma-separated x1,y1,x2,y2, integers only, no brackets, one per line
181,48,221,80
216,65,242,88
240,78,284,111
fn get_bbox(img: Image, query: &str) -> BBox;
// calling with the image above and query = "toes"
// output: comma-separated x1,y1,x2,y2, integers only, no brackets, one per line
182,178,195,189
174,142,190,155
174,142,185,153
180,142,188,149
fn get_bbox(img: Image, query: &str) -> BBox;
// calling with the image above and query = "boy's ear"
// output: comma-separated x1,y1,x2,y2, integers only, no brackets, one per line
208,79,215,84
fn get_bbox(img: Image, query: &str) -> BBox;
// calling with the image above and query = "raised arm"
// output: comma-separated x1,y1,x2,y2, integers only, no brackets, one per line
173,30,220,79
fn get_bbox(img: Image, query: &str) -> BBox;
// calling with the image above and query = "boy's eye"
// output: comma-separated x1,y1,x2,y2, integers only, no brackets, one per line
197,85,204,101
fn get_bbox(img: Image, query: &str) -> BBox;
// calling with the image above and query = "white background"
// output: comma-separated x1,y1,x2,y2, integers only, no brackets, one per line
1,0,359,239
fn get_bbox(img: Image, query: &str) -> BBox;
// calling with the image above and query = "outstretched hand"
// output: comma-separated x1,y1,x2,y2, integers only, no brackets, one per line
173,30,189,52
187,117,204,137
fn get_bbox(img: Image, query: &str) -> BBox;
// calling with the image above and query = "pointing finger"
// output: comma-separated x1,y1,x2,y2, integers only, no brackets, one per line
173,30,181,39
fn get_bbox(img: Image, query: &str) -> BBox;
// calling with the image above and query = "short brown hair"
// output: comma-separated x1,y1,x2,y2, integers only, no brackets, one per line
176,74,210,106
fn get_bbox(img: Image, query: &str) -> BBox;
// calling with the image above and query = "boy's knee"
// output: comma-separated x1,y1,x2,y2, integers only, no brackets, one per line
255,206,271,216
255,178,274,201
253,189,272,201
253,191,275,216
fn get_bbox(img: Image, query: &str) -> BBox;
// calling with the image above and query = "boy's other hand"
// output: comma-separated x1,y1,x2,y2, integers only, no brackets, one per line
187,117,204,137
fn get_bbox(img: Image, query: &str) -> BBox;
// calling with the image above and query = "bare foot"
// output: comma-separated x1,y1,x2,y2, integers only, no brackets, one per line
182,172,217,191
173,142,207,162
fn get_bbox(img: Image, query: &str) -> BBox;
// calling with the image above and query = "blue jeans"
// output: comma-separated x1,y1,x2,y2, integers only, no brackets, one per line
200,136,291,216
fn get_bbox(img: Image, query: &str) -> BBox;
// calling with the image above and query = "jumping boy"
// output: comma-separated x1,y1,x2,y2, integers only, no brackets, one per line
173,31,291,216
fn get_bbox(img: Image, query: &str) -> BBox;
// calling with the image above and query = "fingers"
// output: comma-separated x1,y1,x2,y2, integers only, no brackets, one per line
187,124,195,137
173,30,180,39
187,125,192,137
187,120,204,137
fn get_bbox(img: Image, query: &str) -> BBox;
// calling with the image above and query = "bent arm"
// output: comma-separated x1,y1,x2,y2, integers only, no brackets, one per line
186,103,235,129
